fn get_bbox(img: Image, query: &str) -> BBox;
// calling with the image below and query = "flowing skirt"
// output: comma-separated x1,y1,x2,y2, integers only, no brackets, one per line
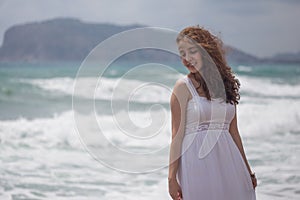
177,130,256,200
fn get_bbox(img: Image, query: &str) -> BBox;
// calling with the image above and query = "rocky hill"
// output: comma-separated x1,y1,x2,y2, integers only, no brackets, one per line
1,18,297,64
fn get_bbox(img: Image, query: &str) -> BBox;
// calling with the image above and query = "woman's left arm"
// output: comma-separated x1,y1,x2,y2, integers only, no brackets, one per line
229,104,253,175
229,104,257,189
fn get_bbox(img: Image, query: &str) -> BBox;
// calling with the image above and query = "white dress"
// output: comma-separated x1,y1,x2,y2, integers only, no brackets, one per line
177,75,256,200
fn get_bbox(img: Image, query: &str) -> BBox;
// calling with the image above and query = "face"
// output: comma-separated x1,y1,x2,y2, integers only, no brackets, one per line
177,38,203,73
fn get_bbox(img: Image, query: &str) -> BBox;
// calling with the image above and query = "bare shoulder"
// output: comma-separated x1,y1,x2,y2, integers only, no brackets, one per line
171,77,190,103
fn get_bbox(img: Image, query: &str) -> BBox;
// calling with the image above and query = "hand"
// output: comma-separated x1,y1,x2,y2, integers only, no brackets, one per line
251,176,257,189
250,173,257,190
168,177,183,200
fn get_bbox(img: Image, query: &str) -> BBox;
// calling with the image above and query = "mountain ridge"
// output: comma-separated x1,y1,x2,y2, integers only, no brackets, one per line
0,18,298,64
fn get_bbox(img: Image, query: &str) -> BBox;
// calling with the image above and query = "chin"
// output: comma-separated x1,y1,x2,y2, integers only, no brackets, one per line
189,68,199,74
186,65,201,74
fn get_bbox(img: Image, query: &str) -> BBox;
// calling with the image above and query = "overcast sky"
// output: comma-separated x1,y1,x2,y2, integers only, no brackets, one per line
0,0,299,58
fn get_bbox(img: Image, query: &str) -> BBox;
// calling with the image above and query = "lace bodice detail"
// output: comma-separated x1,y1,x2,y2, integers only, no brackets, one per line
181,75,235,134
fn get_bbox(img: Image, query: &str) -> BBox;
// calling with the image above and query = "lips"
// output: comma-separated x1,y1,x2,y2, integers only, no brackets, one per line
188,63,194,67
186,62,196,68
182,59,195,68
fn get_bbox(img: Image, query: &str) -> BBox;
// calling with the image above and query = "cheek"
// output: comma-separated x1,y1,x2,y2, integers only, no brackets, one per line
196,54,202,62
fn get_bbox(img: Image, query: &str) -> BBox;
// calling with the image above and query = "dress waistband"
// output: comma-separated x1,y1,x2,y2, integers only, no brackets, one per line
185,122,230,135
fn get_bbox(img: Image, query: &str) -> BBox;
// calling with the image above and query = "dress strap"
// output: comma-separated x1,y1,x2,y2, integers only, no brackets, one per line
183,76,199,98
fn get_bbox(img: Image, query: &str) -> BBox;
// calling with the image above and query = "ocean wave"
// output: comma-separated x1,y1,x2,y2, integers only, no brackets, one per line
238,75,300,98
1,98,299,200
0,94,299,150
0,109,171,199
0,111,82,150
237,98,300,137
0,110,171,152
19,77,172,103
18,74,300,104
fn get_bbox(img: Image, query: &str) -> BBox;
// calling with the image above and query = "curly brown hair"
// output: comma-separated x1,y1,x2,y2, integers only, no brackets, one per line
176,25,240,105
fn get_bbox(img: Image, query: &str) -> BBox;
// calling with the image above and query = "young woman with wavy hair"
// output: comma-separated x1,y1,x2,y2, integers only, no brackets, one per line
168,26,257,200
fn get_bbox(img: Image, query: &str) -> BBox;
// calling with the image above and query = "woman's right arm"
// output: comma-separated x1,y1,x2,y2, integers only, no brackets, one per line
168,79,189,199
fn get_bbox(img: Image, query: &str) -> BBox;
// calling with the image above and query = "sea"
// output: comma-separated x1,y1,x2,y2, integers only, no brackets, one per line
0,61,299,200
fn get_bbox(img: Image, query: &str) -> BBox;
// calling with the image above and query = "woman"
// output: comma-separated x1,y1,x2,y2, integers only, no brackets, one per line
168,26,257,200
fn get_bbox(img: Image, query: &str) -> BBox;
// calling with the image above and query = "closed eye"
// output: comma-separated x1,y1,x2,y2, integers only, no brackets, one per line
178,47,198,57
189,48,198,54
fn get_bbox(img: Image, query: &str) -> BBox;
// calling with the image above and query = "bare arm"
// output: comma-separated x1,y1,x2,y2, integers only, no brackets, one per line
229,104,253,175
168,79,189,179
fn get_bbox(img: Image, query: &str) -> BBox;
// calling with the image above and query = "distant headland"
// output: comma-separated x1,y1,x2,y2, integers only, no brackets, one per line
0,18,299,64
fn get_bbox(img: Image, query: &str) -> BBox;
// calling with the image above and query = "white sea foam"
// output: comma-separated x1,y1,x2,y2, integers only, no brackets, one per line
0,109,173,199
2,63,300,199
238,75,300,97
13,75,300,140
0,96,298,149
19,77,172,103
0,111,171,199
238,98,300,137
0,111,81,150
1,100,299,199
19,74,300,105
0,110,171,151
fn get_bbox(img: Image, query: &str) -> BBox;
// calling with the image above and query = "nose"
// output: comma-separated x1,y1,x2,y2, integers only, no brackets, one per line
184,52,193,63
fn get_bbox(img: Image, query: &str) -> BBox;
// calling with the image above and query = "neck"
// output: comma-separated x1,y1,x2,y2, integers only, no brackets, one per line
189,72,202,81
